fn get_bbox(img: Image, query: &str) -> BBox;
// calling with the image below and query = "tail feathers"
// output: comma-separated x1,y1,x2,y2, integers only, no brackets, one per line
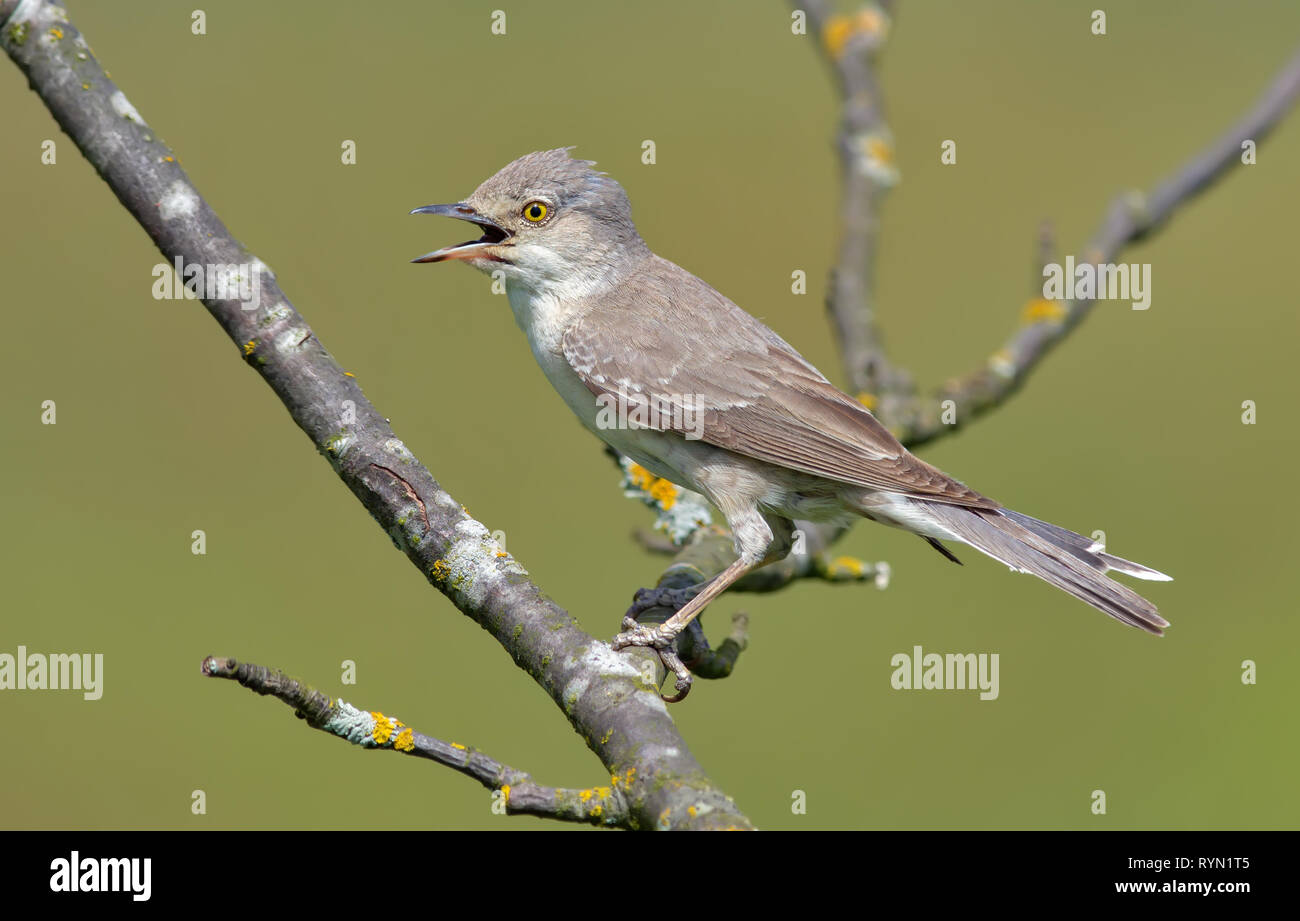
1097,552,1172,582
922,503,1171,636
1000,510,1172,582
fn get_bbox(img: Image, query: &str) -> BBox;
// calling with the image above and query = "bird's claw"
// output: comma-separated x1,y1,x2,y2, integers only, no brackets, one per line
611,621,693,703
612,620,675,650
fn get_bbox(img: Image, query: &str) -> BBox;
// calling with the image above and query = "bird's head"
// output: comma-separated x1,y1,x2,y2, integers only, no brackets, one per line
411,148,649,293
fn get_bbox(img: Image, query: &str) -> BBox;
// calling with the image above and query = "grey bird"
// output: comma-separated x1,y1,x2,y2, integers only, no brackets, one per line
411,149,1170,698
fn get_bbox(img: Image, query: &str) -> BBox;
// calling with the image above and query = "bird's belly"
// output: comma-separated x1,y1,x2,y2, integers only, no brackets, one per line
531,349,875,520
505,284,698,487
526,340,695,481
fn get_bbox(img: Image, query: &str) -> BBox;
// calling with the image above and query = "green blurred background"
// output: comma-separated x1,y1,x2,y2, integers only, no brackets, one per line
2,0,1297,830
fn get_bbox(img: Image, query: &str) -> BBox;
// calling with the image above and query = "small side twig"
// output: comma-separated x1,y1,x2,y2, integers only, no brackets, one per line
882,47,1300,448
616,448,884,683
626,519,887,688
798,4,1300,451
200,656,633,826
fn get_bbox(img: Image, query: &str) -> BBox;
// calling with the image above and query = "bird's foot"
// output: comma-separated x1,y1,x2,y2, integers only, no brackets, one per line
612,621,692,703
613,598,695,703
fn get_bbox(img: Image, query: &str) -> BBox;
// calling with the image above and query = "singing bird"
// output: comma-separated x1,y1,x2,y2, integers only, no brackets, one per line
411,149,1170,697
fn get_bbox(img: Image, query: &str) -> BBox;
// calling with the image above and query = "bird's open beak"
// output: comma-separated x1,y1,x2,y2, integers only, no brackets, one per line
409,203,512,263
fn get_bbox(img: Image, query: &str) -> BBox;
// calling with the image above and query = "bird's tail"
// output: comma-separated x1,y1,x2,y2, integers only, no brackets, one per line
919,502,1171,635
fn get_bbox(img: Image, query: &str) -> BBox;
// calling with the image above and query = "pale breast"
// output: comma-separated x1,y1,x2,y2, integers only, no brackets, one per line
506,280,712,489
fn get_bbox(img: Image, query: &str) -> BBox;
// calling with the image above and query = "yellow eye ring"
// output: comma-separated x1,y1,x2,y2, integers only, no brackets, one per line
522,200,549,223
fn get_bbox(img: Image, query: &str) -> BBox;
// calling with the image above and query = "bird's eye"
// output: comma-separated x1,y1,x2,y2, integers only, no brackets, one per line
522,201,549,223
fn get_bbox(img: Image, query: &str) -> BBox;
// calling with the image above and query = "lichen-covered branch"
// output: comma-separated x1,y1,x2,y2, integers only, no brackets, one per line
800,0,907,400
201,656,633,826
619,457,888,681
638,523,888,674
3,0,750,829
888,44,1300,448
799,0,1300,449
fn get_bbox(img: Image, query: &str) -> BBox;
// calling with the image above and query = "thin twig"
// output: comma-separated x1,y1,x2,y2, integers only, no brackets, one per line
618,452,884,680
890,45,1300,446
201,656,632,826
800,3,1300,448
801,0,907,401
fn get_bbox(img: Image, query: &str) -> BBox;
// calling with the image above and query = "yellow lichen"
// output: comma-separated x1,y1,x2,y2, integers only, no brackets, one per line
1021,298,1066,324
370,712,395,745
626,462,655,490
49,26,63,39
393,728,415,752
829,556,866,577
242,339,256,355
431,559,451,582
628,463,680,511
822,7,888,59
856,392,877,410
599,728,613,745
343,371,355,378
451,742,466,751
500,784,511,805
648,478,678,510
863,136,894,167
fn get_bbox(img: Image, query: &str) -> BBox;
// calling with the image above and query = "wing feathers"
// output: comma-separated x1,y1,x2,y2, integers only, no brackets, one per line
562,256,993,507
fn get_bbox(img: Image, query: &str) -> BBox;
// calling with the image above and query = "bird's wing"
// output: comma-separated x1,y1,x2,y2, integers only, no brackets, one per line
562,255,994,507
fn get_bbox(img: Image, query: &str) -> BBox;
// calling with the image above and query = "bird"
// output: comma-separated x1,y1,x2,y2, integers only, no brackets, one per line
410,148,1170,699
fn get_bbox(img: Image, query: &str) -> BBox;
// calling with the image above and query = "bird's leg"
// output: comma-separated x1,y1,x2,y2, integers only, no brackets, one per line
616,557,755,643
613,585,709,703
612,556,758,701
614,508,792,701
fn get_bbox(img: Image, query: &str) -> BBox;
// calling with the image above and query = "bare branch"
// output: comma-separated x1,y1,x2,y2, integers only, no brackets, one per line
799,4,1300,448
887,45,1300,447
617,451,887,685
200,656,632,826
800,0,908,399
2,0,751,829
622,517,886,695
